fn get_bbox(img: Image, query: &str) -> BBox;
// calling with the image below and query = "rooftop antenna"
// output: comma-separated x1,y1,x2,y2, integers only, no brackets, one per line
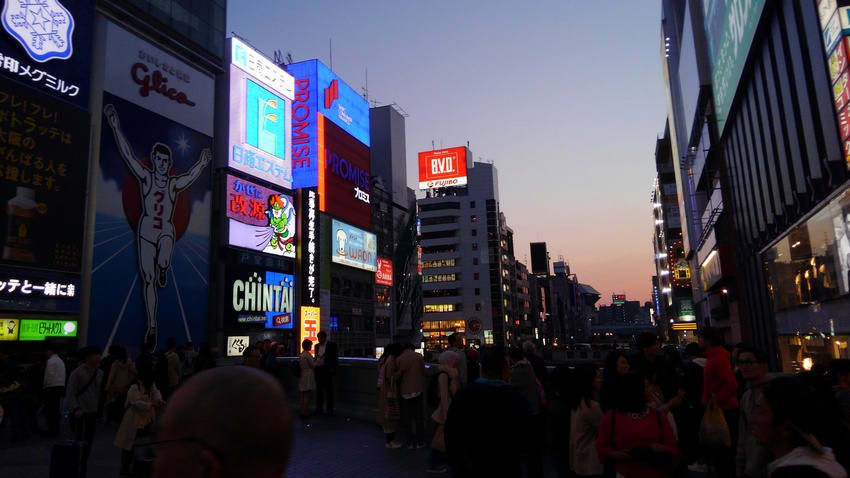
362,69,368,101
329,38,333,70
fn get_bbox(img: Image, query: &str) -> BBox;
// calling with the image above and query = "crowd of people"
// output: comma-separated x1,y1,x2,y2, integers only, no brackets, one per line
0,333,297,477
3,328,850,477
373,329,850,478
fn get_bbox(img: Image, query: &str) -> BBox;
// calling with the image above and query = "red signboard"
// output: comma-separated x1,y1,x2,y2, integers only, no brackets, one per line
418,146,469,189
375,258,393,286
321,116,371,229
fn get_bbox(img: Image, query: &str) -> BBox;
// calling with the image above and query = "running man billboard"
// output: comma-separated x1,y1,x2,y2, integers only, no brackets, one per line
90,22,214,350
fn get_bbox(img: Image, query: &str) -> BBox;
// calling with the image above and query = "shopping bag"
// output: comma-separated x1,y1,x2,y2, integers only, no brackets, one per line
385,379,400,420
699,400,731,447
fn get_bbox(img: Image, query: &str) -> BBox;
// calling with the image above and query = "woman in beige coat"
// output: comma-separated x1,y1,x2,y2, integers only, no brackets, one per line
427,351,458,473
114,369,163,477
377,343,403,448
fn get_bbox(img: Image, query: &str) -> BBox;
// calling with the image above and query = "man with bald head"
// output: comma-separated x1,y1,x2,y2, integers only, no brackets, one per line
152,366,292,477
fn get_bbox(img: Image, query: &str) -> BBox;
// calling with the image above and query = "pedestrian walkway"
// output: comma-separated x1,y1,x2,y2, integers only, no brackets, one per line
0,408,721,477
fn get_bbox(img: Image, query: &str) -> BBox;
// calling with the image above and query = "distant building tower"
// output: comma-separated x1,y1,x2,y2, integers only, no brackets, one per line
417,155,517,349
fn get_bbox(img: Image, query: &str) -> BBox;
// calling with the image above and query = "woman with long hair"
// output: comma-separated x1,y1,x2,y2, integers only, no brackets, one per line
298,339,316,419
569,363,604,477
427,349,459,473
377,342,403,447
600,350,631,412
596,372,680,478
113,368,163,477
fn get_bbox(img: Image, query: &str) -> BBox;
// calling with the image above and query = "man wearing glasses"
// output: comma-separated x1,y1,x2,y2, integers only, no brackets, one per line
735,346,774,478
151,366,292,477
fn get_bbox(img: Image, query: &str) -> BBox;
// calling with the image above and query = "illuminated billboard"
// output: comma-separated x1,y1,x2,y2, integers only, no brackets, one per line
331,219,377,272
225,174,296,258
19,319,77,340
0,318,19,340
0,270,81,313
225,264,295,329
0,79,91,274
226,38,294,188
322,117,371,229
0,0,95,108
376,258,393,286
418,146,470,189
287,59,370,189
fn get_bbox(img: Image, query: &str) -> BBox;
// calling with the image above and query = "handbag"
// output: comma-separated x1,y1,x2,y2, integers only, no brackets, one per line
699,399,731,447
385,378,400,420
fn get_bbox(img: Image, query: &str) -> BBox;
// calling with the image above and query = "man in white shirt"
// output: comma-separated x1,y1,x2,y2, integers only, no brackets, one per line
43,342,66,436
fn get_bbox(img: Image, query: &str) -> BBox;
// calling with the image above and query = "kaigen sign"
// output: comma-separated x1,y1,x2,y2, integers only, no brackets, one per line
418,146,469,190
331,219,377,272
225,174,296,258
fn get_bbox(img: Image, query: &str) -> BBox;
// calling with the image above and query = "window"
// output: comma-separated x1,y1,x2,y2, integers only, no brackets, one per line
472,229,477,236
473,258,479,265
475,288,480,295
472,243,478,251
330,316,339,331
470,201,475,208
474,272,480,280
475,303,482,311
471,215,477,222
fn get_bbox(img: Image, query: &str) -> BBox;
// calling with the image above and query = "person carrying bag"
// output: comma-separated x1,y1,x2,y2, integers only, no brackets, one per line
113,369,164,478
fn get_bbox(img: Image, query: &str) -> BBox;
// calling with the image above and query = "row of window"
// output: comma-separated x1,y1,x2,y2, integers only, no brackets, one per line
423,274,457,283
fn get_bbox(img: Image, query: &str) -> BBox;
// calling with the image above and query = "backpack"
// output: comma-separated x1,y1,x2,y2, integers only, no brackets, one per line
426,371,447,408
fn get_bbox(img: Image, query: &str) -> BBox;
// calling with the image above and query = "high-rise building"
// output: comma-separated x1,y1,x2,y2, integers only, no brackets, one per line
418,159,517,350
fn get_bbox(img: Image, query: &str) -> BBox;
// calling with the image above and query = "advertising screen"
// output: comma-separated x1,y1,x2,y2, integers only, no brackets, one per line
225,265,295,329
0,318,19,340
225,174,296,258
0,270,80,313
0,79,90,273
226,336,250,357
0,0,95,108
18,318,77,340
226,57,293,188
298,188,320,308
104,21,214,136
376,258,393,286
287,60,369,189
418,147,469,189
331,219,377,272
322,117,371,229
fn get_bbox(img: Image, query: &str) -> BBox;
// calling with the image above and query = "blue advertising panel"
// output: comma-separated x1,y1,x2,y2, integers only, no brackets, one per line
0,0,94,108
0,79,90,274
92,92,212,350
225,174,296,258
224,264,295,329
331,219,377,272
287,60,369,189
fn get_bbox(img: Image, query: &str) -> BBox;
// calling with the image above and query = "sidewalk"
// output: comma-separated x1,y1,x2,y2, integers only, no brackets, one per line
1,410,718,478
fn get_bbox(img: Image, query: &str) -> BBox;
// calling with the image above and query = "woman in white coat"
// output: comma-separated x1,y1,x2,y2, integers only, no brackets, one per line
298,339,316,419
114,368,163,477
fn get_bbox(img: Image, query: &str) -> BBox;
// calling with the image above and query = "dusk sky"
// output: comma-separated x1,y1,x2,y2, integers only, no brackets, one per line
227,1,668,306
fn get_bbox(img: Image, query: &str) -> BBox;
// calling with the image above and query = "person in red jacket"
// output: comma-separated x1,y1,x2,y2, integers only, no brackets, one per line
696,326,740,475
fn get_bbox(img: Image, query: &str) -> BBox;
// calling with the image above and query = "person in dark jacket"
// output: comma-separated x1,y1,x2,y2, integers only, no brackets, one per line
445,347,536,477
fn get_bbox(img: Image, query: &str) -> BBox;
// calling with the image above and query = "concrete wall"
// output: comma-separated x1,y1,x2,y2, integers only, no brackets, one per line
276,358,439,423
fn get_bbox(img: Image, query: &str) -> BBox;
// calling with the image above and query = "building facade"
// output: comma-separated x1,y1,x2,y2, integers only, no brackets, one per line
662,0,850,369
